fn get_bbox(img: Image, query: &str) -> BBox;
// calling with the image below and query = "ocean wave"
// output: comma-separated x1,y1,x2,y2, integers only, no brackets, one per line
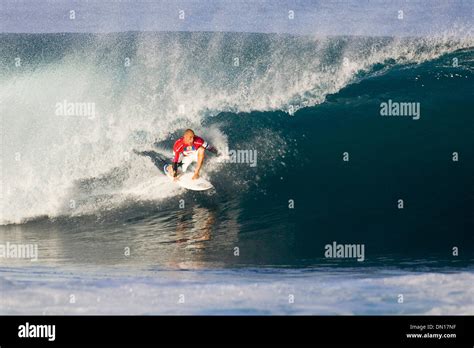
0,32,472,224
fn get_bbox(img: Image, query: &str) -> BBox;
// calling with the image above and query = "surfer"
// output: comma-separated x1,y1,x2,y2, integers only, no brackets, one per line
166,129,218,180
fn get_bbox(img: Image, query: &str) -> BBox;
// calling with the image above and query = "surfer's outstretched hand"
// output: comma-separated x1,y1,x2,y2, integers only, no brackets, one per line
208,146,219,156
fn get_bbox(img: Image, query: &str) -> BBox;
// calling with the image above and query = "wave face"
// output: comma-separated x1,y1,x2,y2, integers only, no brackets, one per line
0,32,473,225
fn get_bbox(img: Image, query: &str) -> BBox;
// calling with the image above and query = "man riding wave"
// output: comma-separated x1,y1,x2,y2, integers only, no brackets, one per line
166,129,218,180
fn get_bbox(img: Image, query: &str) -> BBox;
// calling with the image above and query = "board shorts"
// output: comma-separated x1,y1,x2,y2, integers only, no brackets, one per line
165,151,199,175
180,151,199,173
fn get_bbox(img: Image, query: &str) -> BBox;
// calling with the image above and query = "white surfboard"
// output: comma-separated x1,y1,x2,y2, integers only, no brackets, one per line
164,165,214,191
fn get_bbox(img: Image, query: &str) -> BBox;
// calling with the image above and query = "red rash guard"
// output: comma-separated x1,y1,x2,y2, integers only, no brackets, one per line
172,136,208,163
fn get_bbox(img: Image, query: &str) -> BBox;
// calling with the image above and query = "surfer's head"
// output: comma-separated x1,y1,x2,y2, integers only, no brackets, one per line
183,129,195,145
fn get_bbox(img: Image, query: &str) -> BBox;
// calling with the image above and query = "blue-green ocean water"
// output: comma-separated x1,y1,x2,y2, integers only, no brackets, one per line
0,32,472,314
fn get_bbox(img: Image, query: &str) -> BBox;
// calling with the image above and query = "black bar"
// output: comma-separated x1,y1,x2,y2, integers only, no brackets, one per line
0,316,472,346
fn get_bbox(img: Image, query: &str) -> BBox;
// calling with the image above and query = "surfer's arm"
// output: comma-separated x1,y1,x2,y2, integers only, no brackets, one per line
198,138,218,155
171,141,184,177
171,161,179,177
171,151,180,177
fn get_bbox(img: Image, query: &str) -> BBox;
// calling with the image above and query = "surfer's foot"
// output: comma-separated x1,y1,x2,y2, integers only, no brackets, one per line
192,172,200,180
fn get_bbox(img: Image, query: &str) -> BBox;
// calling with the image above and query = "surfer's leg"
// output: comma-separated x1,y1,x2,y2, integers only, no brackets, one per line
195,147,205,172
190,148,205,179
